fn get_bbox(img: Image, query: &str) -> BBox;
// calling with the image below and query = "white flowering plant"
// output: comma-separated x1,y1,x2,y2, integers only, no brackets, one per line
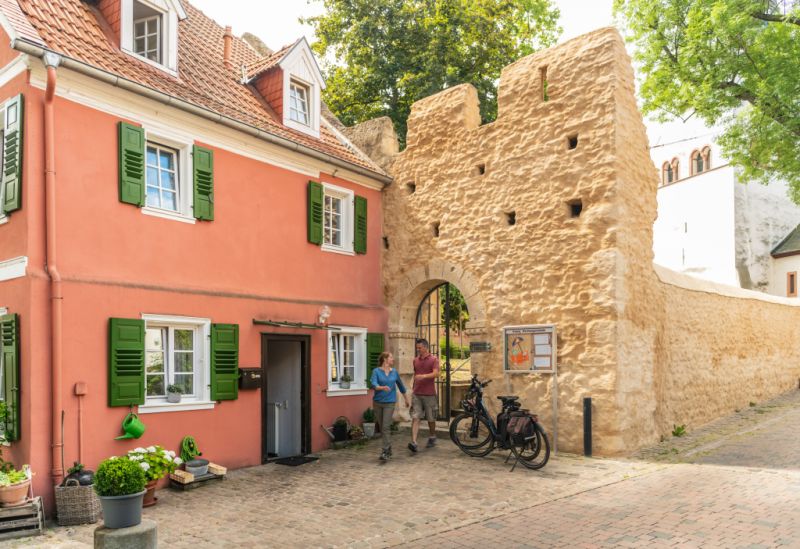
126,445,182,482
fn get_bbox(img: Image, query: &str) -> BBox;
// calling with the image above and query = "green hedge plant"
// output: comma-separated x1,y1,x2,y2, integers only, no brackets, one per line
94,457,146,497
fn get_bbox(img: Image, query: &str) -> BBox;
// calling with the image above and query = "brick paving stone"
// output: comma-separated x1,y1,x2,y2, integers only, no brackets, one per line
7,389,800,548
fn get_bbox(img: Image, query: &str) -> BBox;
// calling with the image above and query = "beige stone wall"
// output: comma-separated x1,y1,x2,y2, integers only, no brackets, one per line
360,26,800,455
378,28,639,454
651,267,800,439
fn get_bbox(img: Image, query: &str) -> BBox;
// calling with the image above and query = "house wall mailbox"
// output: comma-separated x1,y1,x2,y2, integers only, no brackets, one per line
239,368,263,389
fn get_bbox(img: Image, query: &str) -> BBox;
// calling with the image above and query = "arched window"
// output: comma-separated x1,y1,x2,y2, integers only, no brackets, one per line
661,161,672,185
701,146,711,170
691,149,705,175
671,158,679,181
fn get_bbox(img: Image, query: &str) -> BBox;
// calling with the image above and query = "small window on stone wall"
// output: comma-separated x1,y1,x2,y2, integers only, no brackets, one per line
474,163,486,176
406,182,416,194
432,222,440,238
567,135,578,150
567,199,582,218
506,211,516,226
540,66,549,102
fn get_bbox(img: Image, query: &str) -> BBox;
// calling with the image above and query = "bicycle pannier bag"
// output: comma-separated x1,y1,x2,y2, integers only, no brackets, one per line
507,413,536,444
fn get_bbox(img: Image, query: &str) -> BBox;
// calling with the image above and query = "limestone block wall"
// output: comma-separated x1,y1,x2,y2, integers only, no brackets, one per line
364,26,800,455
651,267,800,437
379,28,643,455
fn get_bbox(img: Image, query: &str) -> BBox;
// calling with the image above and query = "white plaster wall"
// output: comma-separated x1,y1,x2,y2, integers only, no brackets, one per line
770,255,800,297
653,166,738,286
648,117,720,182
735,178,800,291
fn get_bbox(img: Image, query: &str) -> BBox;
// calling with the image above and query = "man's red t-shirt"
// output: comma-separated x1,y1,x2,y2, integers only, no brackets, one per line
413,353,438,396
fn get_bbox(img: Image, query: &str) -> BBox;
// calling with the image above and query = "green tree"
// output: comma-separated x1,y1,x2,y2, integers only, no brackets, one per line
440,284,469,333
304,0,561,145
615,0,800,200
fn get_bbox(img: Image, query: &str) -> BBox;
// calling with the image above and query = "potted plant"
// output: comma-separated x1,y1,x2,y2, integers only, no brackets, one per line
127,446,181,507
94,457,147,528
0,465,30,507
348,425,364,440
339,373,352,390
166,385,182,403
332,416,349,442
362,408,376,438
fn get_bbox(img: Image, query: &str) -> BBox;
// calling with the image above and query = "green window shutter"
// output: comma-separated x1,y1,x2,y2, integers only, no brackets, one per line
211,323,238,401
307,181,323,245
1,94,24,215
1,314,20,441
366,333,384,387
118,122,145,206
192,145,214,221
354,195,367,254
108,318,145,406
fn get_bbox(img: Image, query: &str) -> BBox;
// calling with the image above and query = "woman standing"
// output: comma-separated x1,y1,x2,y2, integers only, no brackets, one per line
370,352,410,461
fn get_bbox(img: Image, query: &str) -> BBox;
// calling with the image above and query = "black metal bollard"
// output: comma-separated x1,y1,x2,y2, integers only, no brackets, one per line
583,397,592,457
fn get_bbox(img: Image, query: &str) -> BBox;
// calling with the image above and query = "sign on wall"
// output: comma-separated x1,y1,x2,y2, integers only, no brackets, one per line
503,325,557,373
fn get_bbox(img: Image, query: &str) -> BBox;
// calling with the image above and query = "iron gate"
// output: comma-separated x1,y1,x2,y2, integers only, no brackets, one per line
415,283,469,421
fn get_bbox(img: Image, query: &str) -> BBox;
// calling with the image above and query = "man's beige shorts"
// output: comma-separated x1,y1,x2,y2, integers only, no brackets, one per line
411,394,438,421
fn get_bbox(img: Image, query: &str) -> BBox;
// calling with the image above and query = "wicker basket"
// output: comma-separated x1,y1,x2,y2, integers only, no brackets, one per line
54,480,101,526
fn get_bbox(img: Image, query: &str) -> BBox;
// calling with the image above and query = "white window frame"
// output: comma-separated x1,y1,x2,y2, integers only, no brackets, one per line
327,326,367,396
0,106,6,226
121,0,180,76
321,183,354,255
139,314,214,414
278,40,324,138
288,80,311,126
133,14,162,64
141,129,195,224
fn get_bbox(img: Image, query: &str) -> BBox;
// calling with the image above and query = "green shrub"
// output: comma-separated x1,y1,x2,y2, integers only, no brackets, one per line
363,408,375,423
671,424,686,438
94,457,146,497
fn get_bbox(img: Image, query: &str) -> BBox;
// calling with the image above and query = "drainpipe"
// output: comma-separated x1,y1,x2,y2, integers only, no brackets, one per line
43,52,64,485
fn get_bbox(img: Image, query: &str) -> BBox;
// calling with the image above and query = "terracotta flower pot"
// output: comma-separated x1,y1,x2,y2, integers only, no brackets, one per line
142,480,158,508
0,479,30,507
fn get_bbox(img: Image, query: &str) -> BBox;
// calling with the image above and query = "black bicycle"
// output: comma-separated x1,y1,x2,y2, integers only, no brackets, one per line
449,374,550,470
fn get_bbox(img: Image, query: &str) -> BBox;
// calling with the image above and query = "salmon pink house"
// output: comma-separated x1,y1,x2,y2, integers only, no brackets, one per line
0,0,391,507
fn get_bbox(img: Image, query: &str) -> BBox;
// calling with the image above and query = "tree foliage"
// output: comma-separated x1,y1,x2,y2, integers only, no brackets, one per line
304,0,561,144
615,0,800,200
439,284,469,333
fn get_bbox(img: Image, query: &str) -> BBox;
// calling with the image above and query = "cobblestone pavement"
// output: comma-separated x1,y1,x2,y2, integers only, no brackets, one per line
7,390,800,548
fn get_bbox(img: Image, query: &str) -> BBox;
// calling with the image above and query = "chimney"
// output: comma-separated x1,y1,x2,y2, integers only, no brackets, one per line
223,26,233,70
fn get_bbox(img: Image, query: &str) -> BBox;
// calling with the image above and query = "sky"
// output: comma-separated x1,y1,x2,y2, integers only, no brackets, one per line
189,0,617,52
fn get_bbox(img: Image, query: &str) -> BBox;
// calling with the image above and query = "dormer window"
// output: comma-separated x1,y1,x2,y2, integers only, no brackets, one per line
120,0,186,75
133,3,162,63
289,81,310,126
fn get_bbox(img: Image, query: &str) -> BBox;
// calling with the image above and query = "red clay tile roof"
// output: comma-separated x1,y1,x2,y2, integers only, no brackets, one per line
0,0,386,177
244,41,294,81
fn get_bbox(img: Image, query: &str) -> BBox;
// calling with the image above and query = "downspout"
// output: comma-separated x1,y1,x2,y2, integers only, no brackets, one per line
43,52,64,485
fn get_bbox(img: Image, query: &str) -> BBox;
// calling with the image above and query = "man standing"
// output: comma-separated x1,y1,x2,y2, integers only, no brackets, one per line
408,338,439,452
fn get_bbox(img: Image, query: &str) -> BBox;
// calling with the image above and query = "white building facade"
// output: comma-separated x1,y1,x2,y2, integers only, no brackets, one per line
649,119,800,297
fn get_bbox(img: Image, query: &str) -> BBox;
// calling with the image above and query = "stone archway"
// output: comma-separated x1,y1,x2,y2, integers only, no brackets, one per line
386,260,488,388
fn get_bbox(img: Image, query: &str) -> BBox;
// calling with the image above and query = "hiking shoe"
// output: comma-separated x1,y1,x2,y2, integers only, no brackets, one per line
379,451,388,461
426,437,437,448
408,442,418,453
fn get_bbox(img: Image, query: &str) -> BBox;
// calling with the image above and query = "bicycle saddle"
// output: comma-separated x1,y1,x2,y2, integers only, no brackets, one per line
497,395,519,402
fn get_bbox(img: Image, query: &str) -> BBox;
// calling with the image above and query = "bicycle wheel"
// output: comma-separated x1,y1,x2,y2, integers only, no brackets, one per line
449,413,494,457
510,425,550,470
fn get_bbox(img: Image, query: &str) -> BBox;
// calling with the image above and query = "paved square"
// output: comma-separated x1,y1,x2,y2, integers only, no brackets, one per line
9,390,800,548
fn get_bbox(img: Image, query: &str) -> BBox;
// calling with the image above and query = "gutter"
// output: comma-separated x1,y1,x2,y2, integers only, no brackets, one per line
11,39,393,186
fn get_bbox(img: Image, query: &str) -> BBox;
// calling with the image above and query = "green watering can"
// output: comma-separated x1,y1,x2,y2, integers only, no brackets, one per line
115,412,146,440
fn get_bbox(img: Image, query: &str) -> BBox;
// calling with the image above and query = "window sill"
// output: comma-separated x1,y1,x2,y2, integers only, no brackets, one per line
321,244,355,256
142,207,196,224
121,49,179,77
138,401,215,414
326,388,368,397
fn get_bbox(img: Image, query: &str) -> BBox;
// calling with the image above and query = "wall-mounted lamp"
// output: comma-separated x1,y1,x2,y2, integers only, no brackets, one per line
318,305,331,326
